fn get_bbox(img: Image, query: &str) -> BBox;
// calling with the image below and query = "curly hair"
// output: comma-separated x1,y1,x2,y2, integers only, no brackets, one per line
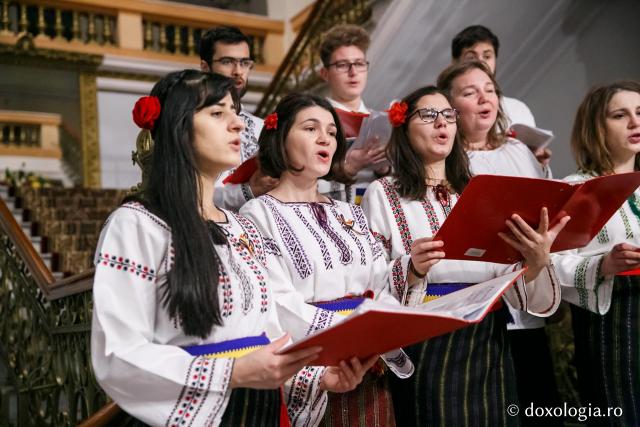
319,24,370,67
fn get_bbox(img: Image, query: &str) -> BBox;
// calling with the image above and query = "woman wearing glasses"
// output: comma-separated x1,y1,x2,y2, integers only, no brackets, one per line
437,60,563,423
360,85,567,426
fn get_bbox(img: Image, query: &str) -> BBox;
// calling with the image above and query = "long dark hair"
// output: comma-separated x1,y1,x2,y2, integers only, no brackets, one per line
387,85,471,199
143,70,240,338
259,92,353,184
437,60,509,150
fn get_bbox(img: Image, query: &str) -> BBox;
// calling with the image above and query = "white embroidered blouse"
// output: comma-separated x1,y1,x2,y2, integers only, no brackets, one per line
91,202,326,426
552,173,640,314
361,177,561,318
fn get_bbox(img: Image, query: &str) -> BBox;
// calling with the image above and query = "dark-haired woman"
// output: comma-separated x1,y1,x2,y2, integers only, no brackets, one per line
91,71,370,426
240,93,412,427
552,81,640,426
360,85,567,426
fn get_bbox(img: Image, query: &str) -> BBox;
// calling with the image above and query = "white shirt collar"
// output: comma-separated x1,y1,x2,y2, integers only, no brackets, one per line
327,98,369,114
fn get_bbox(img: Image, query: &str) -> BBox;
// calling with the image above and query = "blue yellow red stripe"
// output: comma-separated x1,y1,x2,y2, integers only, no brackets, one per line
423,282,473,303
183,333,269,359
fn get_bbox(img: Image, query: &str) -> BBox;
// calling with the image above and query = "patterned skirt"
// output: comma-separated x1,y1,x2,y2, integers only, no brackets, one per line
130,388,281,426
220,388,282,426
389,308,519,427
571,274,640,427
320,372,395,427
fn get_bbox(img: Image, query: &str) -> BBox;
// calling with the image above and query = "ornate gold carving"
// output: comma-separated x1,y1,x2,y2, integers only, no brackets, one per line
79,72,101,187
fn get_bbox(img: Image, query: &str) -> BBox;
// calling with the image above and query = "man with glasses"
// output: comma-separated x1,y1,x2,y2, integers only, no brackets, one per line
318,24,389,204
200,26,277,210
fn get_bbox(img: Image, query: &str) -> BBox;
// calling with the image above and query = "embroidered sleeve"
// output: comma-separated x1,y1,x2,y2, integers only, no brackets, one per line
360,180,413,304
91,206,235,426
286,366,328,427
550,251,613,314
501,261,563,317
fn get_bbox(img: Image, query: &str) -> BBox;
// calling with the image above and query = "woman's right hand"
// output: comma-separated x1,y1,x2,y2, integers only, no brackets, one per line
600,243,640,276
230,334,321,389
409,237,445,284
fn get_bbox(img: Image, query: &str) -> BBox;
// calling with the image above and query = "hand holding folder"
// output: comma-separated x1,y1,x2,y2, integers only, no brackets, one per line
433,172,640,264
279,269,525,366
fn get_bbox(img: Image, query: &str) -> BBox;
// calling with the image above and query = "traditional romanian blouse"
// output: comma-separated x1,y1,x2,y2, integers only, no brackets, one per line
468,137,552,329
240,194,412,377
91,202,326,426
552,172,640,314
361,177,561,317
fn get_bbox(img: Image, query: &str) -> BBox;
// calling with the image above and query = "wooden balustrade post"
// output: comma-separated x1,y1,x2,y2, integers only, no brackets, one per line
116,11,142,50
35,6,46,39
0,1,11,36
103,16,113,45
54,9,63,40
158,23,166,53
187,27,195,55
71,11,80,43
174,25,182,55
87,13,96,43
18,4,28,34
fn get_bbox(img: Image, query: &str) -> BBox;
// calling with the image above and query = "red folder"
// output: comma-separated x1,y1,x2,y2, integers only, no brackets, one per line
619,268,640,276
433,173,640,264
280,269,524,366
222,156,257,185
334,108,369,139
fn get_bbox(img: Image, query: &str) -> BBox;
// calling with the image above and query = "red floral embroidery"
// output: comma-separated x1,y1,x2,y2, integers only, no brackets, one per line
386,101,408,127
132,96,160,130
264,112,278,130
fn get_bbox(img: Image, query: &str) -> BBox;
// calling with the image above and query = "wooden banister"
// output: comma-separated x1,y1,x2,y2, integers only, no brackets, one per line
0,195,97,300
77,402,122,427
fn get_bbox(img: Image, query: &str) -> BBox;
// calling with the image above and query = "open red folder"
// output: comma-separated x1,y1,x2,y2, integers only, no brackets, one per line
335,108,369,139
433,173,640,264
222,157,257,185
279,269,525,366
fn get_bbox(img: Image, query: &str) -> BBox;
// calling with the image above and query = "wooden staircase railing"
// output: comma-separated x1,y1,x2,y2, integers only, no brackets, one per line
0,188,118,425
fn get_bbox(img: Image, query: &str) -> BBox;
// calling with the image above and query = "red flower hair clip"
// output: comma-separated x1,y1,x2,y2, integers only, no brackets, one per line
132,96,161,130
386,101,408,127
264,112,278,130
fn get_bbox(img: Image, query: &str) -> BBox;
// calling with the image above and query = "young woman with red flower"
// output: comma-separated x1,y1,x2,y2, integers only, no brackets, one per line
91,70,371,426
360,85,569,427
240,93,414,427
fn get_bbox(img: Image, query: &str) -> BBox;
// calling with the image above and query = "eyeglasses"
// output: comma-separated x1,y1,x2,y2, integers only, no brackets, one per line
409,108,459,123
211,57,255,69
327,60,370,73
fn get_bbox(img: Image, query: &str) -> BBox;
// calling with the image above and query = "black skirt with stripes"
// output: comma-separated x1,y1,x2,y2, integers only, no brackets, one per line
130,388,281,426
571,274,640,427
389,308,520,427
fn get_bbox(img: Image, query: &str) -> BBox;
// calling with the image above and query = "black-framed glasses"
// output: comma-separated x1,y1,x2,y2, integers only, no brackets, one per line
328,60,370,73
211,57,255,69
409,108,459,123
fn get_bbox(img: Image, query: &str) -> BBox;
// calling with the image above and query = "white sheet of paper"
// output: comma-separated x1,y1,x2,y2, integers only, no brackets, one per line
510,124,554,150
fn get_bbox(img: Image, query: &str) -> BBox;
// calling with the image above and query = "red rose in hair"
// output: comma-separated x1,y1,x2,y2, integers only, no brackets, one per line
264,112,278,130
132,96,161,130
386,102,408,127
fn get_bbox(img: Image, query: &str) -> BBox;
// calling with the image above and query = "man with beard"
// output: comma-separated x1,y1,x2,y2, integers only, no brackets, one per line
200,26,278,210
